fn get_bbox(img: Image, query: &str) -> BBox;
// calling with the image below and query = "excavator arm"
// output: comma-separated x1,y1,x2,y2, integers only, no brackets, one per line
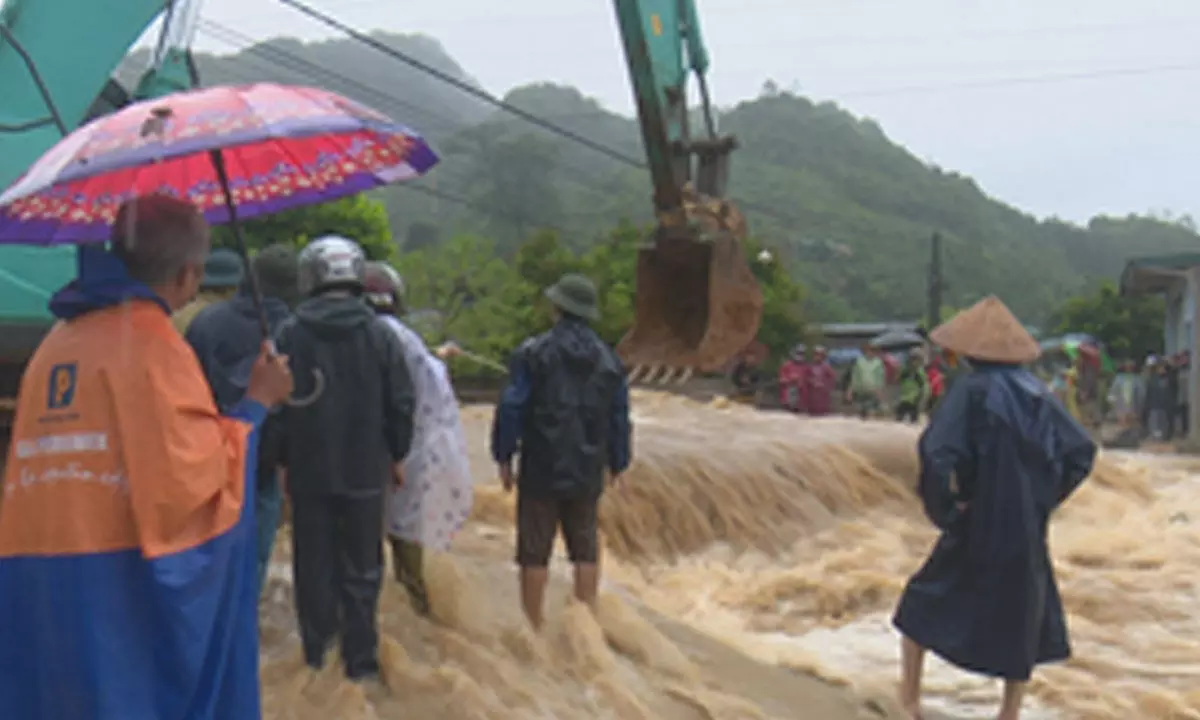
611,0,763,381
0,0,200,414
0,0,173,187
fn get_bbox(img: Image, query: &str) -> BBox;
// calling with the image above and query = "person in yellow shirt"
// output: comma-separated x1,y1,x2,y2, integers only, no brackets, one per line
172,248,244,333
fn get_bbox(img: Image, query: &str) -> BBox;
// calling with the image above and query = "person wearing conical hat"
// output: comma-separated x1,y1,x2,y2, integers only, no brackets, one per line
892,296,1097,720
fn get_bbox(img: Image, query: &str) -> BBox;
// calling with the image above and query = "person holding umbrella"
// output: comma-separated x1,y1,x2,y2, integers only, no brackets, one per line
274,236,416,681
0,195,295,718
0,80,441,713
172,247,244,333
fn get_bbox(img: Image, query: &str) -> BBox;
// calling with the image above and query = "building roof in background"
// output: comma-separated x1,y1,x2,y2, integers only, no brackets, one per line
819,322,917,337
1120,253,1200,296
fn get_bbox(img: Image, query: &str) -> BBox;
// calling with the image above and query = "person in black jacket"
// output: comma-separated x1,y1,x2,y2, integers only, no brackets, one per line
491,273,632,630
185,243,299,599
275,235,415,681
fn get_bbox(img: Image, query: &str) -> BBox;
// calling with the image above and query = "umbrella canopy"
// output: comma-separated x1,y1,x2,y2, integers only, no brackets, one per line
869,328,925,350
1039,335,1116,373
826,347,862,366
0,83,437,244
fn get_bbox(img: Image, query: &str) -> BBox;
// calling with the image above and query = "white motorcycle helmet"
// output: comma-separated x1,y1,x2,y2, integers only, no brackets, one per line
297,235,367,296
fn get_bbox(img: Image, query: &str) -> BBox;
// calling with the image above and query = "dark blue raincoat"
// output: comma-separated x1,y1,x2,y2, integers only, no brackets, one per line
892,362,1096,681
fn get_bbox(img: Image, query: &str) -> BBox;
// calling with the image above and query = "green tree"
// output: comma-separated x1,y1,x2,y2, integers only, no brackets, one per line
397,234,524,374
743,237,807,359
1050,281,1164,359
445,127,565,253
510,230,582,334
579,222,641,345
213,194,394,260
404,221,440,252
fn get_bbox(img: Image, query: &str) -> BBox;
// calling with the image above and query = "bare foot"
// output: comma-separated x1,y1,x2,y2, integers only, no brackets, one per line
899,698,922,719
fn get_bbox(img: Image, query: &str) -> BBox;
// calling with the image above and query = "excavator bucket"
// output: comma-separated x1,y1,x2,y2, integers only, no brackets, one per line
617,226,763,378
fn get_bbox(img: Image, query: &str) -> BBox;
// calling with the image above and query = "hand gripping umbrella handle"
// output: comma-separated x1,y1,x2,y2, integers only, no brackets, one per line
209,149,325,407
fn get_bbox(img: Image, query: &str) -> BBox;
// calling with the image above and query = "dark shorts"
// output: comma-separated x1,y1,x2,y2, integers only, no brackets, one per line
515,492,600,567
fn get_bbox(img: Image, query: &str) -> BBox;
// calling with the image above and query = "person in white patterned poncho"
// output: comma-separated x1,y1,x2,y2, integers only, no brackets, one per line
363,262,474,615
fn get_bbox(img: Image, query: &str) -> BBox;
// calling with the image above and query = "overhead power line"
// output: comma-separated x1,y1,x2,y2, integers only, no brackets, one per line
196,20,633,229
275,0,646,169
205,8,849,234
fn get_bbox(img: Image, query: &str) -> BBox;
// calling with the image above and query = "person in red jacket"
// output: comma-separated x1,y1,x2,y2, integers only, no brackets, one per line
805,346,838,416
778,344,808,413
882,350,900,385
926,356,945,413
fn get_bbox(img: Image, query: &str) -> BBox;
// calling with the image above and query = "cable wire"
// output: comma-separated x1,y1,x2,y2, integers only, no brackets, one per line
276,0,646,169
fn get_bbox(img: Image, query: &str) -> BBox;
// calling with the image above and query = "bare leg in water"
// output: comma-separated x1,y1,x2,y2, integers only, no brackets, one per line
574,562,598,607
520,567,550,629
899,635,925,719
998,681,1026,720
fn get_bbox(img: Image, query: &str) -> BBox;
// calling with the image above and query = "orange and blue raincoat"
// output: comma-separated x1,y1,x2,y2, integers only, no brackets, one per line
0,247,264,719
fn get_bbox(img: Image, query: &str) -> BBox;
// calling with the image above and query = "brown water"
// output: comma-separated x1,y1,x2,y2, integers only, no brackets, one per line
258,390,1200,720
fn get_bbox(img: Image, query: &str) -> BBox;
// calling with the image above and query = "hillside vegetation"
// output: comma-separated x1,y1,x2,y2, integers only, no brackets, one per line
125,32,1198,323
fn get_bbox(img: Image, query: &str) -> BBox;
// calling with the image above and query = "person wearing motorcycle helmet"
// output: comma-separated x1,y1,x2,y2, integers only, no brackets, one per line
362,262,474,617
274,237,416,681
363,261,406,316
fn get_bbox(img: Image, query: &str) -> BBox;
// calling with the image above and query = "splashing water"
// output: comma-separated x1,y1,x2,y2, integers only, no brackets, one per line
259,390,1200,720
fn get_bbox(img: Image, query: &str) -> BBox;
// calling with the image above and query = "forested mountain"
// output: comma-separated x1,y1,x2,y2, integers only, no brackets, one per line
121,32,1200,323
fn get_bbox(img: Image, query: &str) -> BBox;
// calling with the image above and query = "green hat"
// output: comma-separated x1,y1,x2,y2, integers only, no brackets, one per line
252,244,299,306
201,248,244,290
544,273,599,321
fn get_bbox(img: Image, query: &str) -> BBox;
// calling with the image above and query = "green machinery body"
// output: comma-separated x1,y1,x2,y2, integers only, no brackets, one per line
0,0,197,400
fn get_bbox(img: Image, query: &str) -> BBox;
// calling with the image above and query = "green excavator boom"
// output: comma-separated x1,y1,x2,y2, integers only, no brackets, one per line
610,0,762,378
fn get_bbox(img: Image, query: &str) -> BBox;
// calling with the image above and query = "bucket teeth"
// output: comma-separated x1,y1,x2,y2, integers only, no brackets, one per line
628,365,645,384
627,365,694,387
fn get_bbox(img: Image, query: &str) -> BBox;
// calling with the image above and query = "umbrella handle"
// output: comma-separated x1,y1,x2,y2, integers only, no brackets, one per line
286,369,325,408
262,338,326,407
206,150,326,409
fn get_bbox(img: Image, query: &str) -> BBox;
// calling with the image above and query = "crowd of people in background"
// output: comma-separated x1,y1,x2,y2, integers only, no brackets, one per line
773,341,964,422
1091,350,1191,443
766,333,1194,448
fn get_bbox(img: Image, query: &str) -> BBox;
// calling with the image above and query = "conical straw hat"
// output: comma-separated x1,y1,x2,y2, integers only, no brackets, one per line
929,296,1040,364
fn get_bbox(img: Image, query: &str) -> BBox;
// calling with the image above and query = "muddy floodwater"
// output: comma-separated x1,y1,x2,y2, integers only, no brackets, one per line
257,391,1200,720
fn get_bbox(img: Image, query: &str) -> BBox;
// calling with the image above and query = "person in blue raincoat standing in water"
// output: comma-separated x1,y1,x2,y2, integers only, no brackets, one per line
892,296,1097,720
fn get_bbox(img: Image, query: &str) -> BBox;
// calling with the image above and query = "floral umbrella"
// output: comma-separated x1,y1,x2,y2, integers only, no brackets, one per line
0,83,439,404
0,83,437,244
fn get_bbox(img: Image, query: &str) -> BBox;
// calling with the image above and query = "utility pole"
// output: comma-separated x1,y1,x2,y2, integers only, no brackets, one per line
1189,267,1200,448
927,231,944,328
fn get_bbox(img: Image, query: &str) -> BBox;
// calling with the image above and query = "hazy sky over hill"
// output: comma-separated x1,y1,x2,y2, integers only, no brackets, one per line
184,0,1200,223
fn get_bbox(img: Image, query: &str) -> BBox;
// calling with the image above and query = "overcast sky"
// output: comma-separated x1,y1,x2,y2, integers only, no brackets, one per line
182,0,1200,224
